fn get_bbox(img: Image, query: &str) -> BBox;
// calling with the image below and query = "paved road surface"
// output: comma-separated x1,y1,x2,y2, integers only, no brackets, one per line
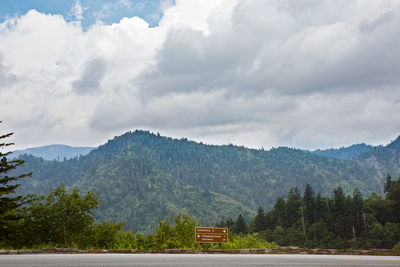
1,254,399,266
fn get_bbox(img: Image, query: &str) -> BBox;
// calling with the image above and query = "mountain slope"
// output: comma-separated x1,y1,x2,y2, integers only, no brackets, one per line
312,143,377,160
12,144,93,161
16,152,255,233
356,136,400,180
15,130,384,233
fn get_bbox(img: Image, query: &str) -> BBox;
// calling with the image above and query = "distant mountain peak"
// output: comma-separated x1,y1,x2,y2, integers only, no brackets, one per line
311,143,376,160
12,144,94,161
387,135,400,149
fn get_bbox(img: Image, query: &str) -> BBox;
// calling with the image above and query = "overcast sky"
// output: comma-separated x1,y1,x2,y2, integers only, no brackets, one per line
1,0,400,150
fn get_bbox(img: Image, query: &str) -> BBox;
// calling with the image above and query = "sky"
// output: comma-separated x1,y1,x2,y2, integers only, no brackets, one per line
1,0,400,150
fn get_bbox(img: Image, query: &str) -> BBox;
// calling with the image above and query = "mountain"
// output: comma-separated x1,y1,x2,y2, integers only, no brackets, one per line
12,144,94,161
355,136,400,180
312,143,377,160
13,131,392,233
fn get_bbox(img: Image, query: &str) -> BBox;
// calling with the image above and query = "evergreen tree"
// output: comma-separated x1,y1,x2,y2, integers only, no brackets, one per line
0,122,31,244
273,196,286,227
313,193,327,223
234,214,247,234
252,206,265,233
331,186,349,237
384,176,400,222
352,189,364,234
226,218,235,230
384,174,392,193
284,187,302,228
272,225,285,245
303,184,315,225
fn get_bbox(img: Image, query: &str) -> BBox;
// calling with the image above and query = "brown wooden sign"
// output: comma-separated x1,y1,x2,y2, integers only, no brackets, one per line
195,227,228,243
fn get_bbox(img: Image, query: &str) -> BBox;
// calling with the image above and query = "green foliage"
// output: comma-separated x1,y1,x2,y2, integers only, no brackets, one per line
383,222,400,249
312,143,376,160
368,222,384,248
14,184,99,248
357,136,400,182
84,222,135,249
4,130,400,249
394,240,400,251
13,130,383,232
152,215,197,249
234,214,247,234
272,226,285,246
305,220,333,248
248,178,400,249
0,122,31,246
286,227,305,247
222,233,276,249
252,207,265,233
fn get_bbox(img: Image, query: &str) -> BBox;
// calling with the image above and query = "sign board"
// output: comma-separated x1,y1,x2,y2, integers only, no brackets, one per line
195,227,228,243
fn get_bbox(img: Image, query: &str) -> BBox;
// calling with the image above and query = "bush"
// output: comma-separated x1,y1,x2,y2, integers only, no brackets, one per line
222,233,277,249
394,241,400,251
84,222,135,249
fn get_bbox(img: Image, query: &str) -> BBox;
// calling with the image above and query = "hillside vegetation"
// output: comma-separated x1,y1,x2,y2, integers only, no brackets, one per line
312,143,377,160
14,130,399,232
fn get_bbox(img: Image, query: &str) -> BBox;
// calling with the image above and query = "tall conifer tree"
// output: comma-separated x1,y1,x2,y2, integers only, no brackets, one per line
0,121,31,242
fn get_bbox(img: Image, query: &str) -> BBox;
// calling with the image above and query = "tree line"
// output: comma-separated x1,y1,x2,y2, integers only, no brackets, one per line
218,177,400,250
1,123,399,250
0,125,273,249
1,182,274,250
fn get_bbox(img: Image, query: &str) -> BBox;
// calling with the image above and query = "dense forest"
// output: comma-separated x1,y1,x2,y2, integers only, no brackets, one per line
219,176,400,250
1,124,400,250
3,126,400,249
2,183,274,250
2,180,400,250
12,130,400,232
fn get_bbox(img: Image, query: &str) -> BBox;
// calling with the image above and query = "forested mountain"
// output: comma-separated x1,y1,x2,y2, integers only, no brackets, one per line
13,130,399,233
356,136,400,181
311,143,377,160
12,144,93,161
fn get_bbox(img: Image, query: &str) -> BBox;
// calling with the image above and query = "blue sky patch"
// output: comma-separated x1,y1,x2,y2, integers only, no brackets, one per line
0,0,175,29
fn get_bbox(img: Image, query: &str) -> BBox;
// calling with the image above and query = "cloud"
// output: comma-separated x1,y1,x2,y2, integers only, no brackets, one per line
0,52,17,88
159,0,175,12
72,58,107,95
1,0,400,150
71,0,85,21
139,0,400,98
93,0,144,22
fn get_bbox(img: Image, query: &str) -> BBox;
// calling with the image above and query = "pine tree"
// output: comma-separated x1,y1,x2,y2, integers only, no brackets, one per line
253,206,265,232
234,214,247,234
284,187,302,228
303,184,315,225
384,174,392,193
352,189,364,234
384,176,400,222
0,122,31,243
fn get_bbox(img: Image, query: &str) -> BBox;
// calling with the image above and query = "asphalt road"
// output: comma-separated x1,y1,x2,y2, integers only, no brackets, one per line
1,254,400,267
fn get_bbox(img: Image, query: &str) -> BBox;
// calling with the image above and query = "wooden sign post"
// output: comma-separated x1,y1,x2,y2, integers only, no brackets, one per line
195,227,228,244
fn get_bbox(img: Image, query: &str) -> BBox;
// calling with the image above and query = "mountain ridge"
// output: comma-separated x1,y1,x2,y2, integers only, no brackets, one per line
311,143,378,160
13,130,400,233
12,144,94,161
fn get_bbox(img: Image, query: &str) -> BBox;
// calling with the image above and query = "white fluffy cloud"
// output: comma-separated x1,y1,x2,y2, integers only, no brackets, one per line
1,0,400,150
